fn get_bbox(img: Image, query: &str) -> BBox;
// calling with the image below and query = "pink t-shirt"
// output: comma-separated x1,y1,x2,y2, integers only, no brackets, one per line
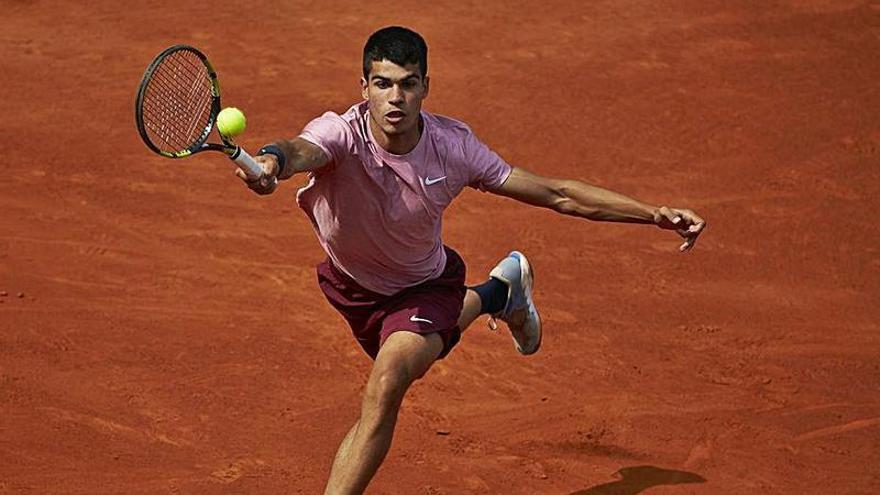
296,102,512,295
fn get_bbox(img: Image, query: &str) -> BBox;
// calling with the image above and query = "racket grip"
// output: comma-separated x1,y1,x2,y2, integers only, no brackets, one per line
230,147,264,180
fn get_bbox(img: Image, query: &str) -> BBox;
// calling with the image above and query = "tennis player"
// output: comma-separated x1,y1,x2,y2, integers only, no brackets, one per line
238,26,705,494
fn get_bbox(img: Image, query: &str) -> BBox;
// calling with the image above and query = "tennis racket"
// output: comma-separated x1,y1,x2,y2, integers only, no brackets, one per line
135,44,270,184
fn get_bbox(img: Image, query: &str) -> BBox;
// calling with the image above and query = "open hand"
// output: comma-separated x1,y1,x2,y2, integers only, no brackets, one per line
654,206,706,252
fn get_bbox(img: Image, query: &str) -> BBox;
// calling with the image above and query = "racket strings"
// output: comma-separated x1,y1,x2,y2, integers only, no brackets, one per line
146,55,212,150
149,53,212,144
141,49,214,153
143,76,210,150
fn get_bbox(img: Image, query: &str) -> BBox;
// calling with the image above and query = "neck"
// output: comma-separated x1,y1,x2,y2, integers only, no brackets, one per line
369,114,422,155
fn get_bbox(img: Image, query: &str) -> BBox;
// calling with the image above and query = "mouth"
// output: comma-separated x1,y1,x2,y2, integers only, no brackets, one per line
384,110,406,124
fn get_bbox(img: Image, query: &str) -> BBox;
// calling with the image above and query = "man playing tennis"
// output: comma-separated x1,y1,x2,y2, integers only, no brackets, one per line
238,26,705,494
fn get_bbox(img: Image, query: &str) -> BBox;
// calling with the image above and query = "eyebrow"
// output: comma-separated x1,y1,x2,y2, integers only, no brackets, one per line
370,74,420,83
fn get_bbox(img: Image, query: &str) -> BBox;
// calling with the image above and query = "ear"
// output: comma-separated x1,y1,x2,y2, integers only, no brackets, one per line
361,77,369,100
422,75,430,99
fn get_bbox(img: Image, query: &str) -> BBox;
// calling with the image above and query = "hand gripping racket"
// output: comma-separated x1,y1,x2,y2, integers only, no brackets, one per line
135,44,272,184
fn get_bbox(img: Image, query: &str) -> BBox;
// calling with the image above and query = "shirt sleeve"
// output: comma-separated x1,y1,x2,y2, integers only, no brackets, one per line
298,112,353,165
462,127,513,191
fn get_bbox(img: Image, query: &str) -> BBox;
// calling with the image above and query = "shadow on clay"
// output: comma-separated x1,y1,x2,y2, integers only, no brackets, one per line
569,465,706,495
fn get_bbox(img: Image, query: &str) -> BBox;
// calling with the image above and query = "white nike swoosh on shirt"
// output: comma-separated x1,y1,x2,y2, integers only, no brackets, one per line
424,176,447,186
409,315,434,324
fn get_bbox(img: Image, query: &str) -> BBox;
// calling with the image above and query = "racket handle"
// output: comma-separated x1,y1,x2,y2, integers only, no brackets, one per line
230,147,264,180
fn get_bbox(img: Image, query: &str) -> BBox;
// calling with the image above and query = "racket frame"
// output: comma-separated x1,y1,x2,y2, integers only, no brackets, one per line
135,44,265,181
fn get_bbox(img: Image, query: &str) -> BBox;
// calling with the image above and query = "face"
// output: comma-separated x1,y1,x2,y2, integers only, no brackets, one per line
361,59,429,138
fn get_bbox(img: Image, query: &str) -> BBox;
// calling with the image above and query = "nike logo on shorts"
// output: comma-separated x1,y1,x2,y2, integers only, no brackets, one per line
424,176,446,186
410,315,434,324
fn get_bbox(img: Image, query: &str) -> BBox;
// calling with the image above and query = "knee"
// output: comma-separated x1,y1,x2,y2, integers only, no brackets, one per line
363,366,412,418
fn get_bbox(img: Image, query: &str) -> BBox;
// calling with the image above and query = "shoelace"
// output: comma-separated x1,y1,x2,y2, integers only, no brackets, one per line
486,315,499,332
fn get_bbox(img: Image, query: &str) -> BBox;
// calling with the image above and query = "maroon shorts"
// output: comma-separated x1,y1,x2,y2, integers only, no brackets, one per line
317,246,467,360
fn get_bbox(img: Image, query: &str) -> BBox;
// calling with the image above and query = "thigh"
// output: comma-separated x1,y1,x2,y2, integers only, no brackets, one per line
359,332,443,423
372,331,444,386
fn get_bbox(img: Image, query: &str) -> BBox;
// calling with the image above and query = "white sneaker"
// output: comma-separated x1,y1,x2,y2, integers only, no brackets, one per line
487,251,541,355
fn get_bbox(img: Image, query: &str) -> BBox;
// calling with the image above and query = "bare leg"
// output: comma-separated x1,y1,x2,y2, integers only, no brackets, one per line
324,331,443,494
328,422,358,473
456,289,483,332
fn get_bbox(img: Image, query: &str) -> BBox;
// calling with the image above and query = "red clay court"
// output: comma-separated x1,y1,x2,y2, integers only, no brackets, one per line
2,1,879,493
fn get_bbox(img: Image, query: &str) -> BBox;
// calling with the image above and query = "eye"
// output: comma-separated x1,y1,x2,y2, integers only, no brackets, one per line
374,80,390,89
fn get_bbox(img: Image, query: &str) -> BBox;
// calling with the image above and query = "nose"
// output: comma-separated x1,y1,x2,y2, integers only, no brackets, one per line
389,84,404,103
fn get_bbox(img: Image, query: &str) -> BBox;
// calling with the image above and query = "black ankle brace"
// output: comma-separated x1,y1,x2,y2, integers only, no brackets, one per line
470,278,508,315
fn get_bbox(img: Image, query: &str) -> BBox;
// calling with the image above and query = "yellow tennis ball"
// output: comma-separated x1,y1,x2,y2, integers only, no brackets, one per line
217,107,246,137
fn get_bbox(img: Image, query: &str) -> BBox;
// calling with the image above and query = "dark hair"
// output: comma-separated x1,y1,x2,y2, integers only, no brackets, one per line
363,26,428,79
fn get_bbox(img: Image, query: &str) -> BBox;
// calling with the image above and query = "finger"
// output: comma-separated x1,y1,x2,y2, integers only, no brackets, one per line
678,224,704,238
681,210,705,228
680,231,701,252
235,168,247,181
658,206,682,227
663,207,682,224
680,234,695,251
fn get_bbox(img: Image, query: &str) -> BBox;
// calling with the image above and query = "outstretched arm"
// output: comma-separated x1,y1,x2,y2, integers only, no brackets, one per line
491,167,706,251
235,137,329,194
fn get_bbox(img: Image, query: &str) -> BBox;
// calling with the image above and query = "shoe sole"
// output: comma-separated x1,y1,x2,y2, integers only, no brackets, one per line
511,251,542,355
